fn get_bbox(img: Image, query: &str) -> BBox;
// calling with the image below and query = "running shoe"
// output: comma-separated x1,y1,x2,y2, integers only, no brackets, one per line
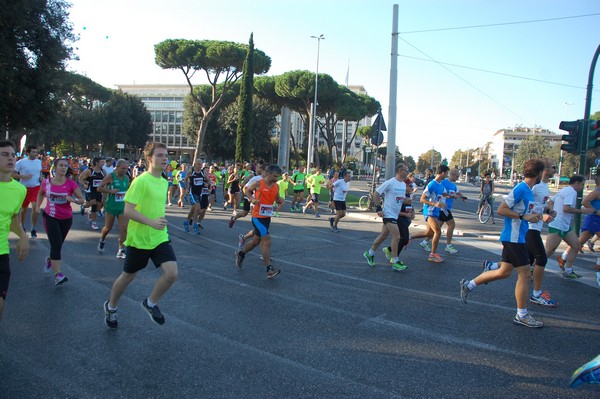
208,205,212,211
104,300,118,329
266,266,281,279
182,220,190,232
238,234,246,248
141,298,165,325
80,204,85,215
391,261,407,271
116,248,126,259
97,210,103,217
229,216,235,228
363,251,375,267
562,271,581,279
333,227,340,233
587,240,595,252
193,223,200,234
556,255,566,271
513,313,543,328
98,240,106,253
91,221,99,230
382,247,392,261
315,213,321,218
445,244,458,254
569,354,600,388
428,253,443,263
30,229,37,239
419,241,431,252
459,279,470,303
54,272,68,285
302,206,307,215
329,217,334,228
529,291,558,307
167,203,173,207
482,259,494,272
43,256,52,273
235,250,244,269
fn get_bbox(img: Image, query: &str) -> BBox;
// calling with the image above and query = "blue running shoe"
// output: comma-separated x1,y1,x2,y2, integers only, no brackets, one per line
182,220,190,232
570,354,600,388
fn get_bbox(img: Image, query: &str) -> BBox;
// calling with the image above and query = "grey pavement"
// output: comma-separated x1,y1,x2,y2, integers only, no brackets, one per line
1,193,599,398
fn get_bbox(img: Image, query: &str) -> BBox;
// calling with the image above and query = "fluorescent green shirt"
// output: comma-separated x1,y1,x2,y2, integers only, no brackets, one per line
124,172,169,249
277,180,290,198
0,179,26,255
308,173,326,195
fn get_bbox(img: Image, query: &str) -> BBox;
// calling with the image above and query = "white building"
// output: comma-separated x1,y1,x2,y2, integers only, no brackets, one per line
490,127,562,176
117,84,193,161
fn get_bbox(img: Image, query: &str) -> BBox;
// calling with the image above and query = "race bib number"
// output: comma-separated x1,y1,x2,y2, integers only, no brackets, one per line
528,201,543,215
296,180,303,185
201,188,210,195
115,191,126,202
193,178,203,186
259,204,273,217
49,192,67,204
405,206,413,212
92,179,102,188
395,196,405,203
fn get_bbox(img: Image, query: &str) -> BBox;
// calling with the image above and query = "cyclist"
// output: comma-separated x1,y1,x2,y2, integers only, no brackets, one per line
477,172,495,224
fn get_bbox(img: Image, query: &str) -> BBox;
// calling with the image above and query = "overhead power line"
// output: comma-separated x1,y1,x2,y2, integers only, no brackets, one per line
398,54,592,90
399,37,530,123
399,13,600,34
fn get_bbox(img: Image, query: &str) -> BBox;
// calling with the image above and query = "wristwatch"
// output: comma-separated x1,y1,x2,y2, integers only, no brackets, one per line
518,213,524,220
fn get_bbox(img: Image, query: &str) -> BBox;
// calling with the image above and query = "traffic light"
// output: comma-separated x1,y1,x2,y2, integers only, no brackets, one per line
559,120,582,154
588,120,600,150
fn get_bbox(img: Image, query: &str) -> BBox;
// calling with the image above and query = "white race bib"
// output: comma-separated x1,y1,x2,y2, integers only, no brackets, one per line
49,192,67,204
115,191,126,202
193,178,203,186
92,179,102,188
259,204,273,217
201,188,210,195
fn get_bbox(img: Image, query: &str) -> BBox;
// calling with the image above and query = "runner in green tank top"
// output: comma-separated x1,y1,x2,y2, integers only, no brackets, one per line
97,159,131,258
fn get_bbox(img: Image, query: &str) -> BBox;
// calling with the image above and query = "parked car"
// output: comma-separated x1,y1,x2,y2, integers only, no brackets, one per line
413,177,425,187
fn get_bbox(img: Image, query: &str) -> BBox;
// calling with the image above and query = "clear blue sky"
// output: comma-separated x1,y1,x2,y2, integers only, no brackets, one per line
67,0,600,161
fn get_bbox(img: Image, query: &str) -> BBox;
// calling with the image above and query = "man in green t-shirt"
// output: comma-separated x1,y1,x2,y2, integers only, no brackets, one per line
104,142,178,329
0,140,29,322
302,167,326,218
290,166,307,212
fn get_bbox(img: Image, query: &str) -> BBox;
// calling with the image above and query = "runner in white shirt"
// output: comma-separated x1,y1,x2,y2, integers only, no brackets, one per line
545,175,593,279
12,146,42,238
362,163,409,271
328,170,352,232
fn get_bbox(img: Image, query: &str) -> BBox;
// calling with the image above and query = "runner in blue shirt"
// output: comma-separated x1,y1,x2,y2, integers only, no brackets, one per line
412,165,449,263
460,159,546,328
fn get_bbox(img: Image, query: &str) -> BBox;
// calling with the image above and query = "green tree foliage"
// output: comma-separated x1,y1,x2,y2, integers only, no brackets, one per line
416,149,443,174
28,73,150,156
513,135,550,174
186,95,277,162
155,39,271,160
98,91,153,153
0,0,76,138
235,34,254,162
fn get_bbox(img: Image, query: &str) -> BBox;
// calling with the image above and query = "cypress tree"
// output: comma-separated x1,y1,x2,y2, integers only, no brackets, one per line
235,33,255,162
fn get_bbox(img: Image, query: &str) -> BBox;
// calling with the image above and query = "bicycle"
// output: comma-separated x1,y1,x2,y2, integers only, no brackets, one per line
358,182,381,211
478,195,495,224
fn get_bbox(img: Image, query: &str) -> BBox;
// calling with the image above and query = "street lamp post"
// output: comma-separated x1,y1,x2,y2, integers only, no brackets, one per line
306,34,324,174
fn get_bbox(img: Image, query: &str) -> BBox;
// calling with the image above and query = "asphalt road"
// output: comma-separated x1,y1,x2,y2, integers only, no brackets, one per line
1,182,599,398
